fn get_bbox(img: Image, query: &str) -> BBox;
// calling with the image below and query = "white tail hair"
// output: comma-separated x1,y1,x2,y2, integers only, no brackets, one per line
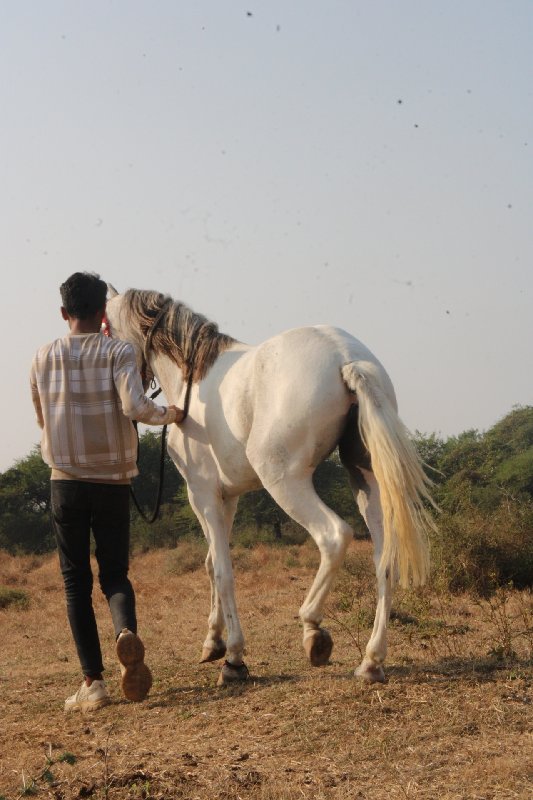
342,361,436,588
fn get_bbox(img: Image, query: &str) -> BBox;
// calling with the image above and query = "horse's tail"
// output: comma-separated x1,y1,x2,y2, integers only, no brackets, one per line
341,361,435,588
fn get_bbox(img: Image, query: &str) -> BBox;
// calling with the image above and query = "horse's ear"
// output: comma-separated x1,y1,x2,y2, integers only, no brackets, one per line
107,283,119,298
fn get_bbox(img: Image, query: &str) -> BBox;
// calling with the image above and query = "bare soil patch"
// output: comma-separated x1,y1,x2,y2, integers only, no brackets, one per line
0,541,531,799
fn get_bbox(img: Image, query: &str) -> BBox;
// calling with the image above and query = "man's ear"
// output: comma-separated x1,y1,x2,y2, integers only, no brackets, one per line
61,306,69,321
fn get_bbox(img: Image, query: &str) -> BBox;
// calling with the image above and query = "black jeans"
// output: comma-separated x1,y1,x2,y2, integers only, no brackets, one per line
50,481,137,677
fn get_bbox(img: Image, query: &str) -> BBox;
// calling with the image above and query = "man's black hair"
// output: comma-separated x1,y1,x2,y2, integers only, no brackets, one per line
60,272,107,319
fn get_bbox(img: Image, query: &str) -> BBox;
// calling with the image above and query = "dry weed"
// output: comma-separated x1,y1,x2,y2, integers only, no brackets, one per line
165,537,208,576
0,542,531,800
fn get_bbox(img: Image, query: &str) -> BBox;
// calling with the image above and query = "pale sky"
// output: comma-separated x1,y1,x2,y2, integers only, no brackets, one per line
1,1,531,472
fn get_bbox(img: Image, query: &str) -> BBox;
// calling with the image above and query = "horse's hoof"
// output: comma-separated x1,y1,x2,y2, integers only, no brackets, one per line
304,628,333,666
355,660,386,684
216,660,250,687
200,641,227,663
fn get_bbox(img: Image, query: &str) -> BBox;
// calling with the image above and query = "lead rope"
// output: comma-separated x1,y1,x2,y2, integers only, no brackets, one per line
130,300,173,523
130,305,197,524
103,308,172,524
130,382,169,524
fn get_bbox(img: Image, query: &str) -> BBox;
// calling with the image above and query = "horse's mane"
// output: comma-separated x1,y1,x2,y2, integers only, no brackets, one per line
123,289,237,382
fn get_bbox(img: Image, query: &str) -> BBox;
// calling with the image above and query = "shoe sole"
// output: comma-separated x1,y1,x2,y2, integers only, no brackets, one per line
117,631,152,702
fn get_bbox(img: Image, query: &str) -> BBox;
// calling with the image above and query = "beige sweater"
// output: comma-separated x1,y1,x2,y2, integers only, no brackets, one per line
30,332,176,482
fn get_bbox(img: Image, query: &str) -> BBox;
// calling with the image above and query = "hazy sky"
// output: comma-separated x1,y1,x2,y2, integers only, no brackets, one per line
1,1,531,472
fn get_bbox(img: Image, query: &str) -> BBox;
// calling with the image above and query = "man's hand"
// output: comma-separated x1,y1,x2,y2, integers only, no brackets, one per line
168,405,185,424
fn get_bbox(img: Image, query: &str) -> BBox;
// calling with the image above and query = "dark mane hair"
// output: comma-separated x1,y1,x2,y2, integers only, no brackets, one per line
123,289,237,381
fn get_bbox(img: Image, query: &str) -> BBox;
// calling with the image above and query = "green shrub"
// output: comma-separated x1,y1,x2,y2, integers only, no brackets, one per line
429,499,533,596
0,586,30,610
166,537,208,576
230,546,254,571
233,521,308,549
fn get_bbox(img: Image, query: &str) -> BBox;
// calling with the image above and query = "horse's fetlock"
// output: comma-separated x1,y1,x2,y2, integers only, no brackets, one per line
365,646,386,665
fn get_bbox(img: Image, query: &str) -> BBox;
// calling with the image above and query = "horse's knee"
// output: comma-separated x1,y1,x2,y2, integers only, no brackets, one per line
339,520,354,544
322,520,353,564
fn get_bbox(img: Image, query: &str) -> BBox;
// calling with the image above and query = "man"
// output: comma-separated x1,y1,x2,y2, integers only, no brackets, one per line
30,272,183,712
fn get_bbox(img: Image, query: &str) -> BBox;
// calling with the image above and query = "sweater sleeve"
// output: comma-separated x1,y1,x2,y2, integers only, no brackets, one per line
30,359,45,430
113,344,177,425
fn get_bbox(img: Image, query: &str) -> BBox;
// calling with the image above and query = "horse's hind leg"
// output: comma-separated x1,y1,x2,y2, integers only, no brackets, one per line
350,467,395,683
339,406,394,682
260,475,353,666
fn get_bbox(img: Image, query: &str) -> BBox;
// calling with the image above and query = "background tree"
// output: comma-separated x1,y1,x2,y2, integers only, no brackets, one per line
415,406,533,593
2,408,532,596
0,448,53,553
131,429,185,514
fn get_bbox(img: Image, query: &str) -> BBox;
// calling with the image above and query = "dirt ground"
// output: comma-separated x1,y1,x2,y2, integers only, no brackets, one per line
0,541,532,800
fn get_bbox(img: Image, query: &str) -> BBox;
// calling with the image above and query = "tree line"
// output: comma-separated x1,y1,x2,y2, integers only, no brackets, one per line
1,407,532,595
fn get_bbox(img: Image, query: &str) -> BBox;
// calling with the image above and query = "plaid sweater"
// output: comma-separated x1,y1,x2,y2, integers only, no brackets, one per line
30,332,177,482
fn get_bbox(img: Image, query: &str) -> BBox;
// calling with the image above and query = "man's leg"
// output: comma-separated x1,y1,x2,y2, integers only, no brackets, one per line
91,483,151,701
90,483,137,636
50,480,104,678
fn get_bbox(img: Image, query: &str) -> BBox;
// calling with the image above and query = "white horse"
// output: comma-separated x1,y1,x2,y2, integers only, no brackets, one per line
106,288,435,685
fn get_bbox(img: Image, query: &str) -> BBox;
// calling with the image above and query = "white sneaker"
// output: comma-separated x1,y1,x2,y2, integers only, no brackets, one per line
64,679,111,712
116,629,153,702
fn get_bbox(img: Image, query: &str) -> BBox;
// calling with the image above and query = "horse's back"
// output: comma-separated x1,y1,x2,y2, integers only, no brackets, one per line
198,324,394,487
238,325,390,477
252,324,388,403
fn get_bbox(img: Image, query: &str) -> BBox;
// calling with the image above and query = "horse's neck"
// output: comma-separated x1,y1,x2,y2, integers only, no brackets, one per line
150,351,185,406
150,341,250,407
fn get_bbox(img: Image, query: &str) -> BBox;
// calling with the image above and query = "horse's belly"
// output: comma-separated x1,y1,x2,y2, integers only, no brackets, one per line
208,431,260,496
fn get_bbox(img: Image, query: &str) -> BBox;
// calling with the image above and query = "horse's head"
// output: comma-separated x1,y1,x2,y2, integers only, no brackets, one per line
105,286,128,339
105,287,174,382
104,287,144,375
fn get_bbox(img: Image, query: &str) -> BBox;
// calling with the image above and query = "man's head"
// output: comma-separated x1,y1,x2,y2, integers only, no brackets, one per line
60,272,107,320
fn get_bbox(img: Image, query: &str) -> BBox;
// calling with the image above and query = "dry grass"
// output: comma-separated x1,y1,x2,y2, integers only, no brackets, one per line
0,541,532,800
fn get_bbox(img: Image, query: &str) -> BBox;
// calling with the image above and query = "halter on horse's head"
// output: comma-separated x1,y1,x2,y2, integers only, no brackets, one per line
103,288,168,390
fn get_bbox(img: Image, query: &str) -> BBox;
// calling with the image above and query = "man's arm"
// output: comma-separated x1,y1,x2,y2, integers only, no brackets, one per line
113,345,183,425
30,362,45,430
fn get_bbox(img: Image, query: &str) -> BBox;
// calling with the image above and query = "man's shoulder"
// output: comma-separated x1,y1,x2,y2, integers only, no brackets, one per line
104,336,139,370
33,336,68,362
106,336,136,358
32,335,137,368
